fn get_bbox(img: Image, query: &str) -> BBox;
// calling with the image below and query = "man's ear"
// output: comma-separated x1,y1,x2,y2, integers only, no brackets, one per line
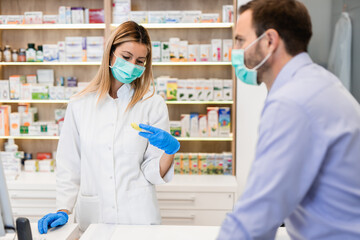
265,29,280,52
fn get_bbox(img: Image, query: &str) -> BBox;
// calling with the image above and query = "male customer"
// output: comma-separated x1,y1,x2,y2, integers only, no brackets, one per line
218,0,360,239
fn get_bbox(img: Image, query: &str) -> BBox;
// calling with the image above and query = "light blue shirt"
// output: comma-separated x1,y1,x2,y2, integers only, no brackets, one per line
218,53,360,239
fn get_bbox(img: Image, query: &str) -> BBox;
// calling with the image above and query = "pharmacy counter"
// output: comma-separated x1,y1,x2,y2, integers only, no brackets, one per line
80,224,291,240
0,223,78,240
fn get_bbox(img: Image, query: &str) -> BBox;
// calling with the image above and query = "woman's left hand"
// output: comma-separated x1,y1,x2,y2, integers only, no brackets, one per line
138,124,180,155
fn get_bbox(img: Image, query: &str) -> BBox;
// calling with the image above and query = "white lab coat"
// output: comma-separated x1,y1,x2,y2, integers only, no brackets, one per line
328,12,352,90
55,83,173,232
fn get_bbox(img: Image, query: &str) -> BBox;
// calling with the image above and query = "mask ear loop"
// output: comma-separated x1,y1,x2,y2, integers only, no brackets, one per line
244,32,272,70
109,52,118,68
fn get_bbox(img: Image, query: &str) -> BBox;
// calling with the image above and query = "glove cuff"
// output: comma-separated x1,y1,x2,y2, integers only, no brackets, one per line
57,211,69,221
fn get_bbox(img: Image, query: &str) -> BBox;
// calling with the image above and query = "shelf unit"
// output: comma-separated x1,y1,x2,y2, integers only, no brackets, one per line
0,100,233,105
0,0,237,175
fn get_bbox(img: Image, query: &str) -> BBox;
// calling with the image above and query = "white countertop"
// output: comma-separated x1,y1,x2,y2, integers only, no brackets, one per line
7,172,238,192
0,223,78,240
80,224,291,240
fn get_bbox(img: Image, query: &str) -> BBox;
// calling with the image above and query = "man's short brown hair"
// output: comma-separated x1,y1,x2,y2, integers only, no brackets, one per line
240,0,312,56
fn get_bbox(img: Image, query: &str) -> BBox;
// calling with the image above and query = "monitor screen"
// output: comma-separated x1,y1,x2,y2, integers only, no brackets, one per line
0,157,15,236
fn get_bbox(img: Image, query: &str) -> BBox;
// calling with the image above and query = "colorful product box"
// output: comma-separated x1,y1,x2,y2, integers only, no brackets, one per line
43,44,59,62
222,5,234,23
156,77,167,100
174,154,181,174
198,153,208,175
181,153,189,174
9,113,20,136
215,154,224,175
161,42,170,62
166,79,178,101
203,80,214,101
187,81,196,101
43,15,58,24
190,112,199,137
189,153,199,175
223,39,232,62
219,107,231,137
206,153,216,174
223,152,233,175
165,11,183,23
89,9,104,23
130,11,148,23
24,12,43,24
170,121,181,137
0,105,11,136
200,13,219,23
177,80,188,101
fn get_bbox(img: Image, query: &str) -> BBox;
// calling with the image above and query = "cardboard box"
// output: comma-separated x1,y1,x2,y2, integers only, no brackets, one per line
169,38,180,62
156,77,167,100
170,121,181,137
189,153,199,175
213,79,223,101
179,41,188,62
89,9,104,23
180,114,190,137
148,11,166,23
24,12,43,24
130,11,148,23
223,79,233,100
203,80,214,101
200,13,219,23
31,85,49,100
190,112,199,137
181,11,201,23
166,79,178,101
211,39,222,62
161,42,170,62
222,5,234,23
177,80,188,101
20,83,32,100
71,7,85,24
187,80,196,101
9,113,20,136
188,44,200,62
165,11,183,23
180,153,189,174
219,107,231,137
199,114,207,137
223,39,232,62
200,44,211,62
43,15,58,24
207,107,219,137
152,41,161,62
0,105,11,136
43,44,59,62
0,80,10,100
9,75,24,100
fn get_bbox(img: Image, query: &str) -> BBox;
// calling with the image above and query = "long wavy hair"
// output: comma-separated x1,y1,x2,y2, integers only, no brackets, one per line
76,21,155,110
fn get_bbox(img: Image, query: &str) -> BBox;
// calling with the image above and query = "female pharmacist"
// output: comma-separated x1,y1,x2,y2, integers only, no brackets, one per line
37,21,180,234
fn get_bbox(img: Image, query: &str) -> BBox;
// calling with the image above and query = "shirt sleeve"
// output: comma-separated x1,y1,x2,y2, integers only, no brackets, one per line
56,101,81,213
218,99,324,239
141,96,174,185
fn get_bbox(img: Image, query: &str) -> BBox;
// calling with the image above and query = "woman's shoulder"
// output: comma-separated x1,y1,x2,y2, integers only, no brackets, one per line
68,92,97,108
142,91,166,106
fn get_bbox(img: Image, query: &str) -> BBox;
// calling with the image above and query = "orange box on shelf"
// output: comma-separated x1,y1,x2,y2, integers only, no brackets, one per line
36,152,52,160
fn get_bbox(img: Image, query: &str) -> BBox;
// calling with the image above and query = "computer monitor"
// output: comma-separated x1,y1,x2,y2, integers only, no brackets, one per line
0,157,15,236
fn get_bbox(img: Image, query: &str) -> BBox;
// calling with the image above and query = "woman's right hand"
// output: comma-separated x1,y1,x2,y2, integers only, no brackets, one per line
38,211,69,234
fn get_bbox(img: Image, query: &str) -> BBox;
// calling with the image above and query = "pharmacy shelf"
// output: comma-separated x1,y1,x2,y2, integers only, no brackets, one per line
176,137,232,141
0,62,101,66
166,101,233,105
0,136,59,140
0,136,232,141
0,100,69,104
111,23,234,29
0,24,105,30
0,62,230,66
0,100,233,105
153,62,231,66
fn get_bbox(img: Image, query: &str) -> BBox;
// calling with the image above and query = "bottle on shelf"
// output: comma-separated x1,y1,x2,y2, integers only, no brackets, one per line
5,138,19,152
36,45,43,62
11,49,18,62
26,43,36,62
4,45,12,62
18,48,26,62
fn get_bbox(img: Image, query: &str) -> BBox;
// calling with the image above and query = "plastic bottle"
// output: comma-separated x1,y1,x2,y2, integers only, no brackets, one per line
4,45,12,62
26,43,36,62
36,45,43,62
12,49,18,62
18,48,26,62
5,138,18,152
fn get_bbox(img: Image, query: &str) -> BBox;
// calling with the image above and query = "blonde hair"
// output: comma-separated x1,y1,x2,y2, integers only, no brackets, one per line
76,21,155,110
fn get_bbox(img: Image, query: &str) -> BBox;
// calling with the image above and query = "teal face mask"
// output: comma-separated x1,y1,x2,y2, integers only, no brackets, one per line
109,53,146,84
231,33,272,85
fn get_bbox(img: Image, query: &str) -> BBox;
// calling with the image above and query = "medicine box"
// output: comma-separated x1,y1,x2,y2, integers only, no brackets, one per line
207,107,219,137
43,44,59,62
223,79,233,100
130,11,148,23
179,41,188,62
190,112,199,137
199,114,207,137
169,38,180,62
43,15,58,24
165,11,183,23
181,11,201,23
180,114,190,137
0,80,10,100
222,5,234,23
188,44,200,62
219,107,231,137
161,42,170,62
10,113,20,136
177,80,188,101
152,41,161,62
166,79,178,101
24,12,43,24
211,39,222,62
213,79,223,101
200,13,219,23
148,11,166,23
223,39,232,62
170,121,181,137
200,44,211,62
187,80,196,101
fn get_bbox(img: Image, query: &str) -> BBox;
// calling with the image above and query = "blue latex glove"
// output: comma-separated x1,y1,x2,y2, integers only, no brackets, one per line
138,123,180,155
38,211,68,234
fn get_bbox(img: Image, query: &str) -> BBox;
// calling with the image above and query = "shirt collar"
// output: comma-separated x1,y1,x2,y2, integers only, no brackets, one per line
268,52,313,97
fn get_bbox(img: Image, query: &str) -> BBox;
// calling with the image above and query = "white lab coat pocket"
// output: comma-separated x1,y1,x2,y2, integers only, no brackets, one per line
76,194,100,232
127,185,161,225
